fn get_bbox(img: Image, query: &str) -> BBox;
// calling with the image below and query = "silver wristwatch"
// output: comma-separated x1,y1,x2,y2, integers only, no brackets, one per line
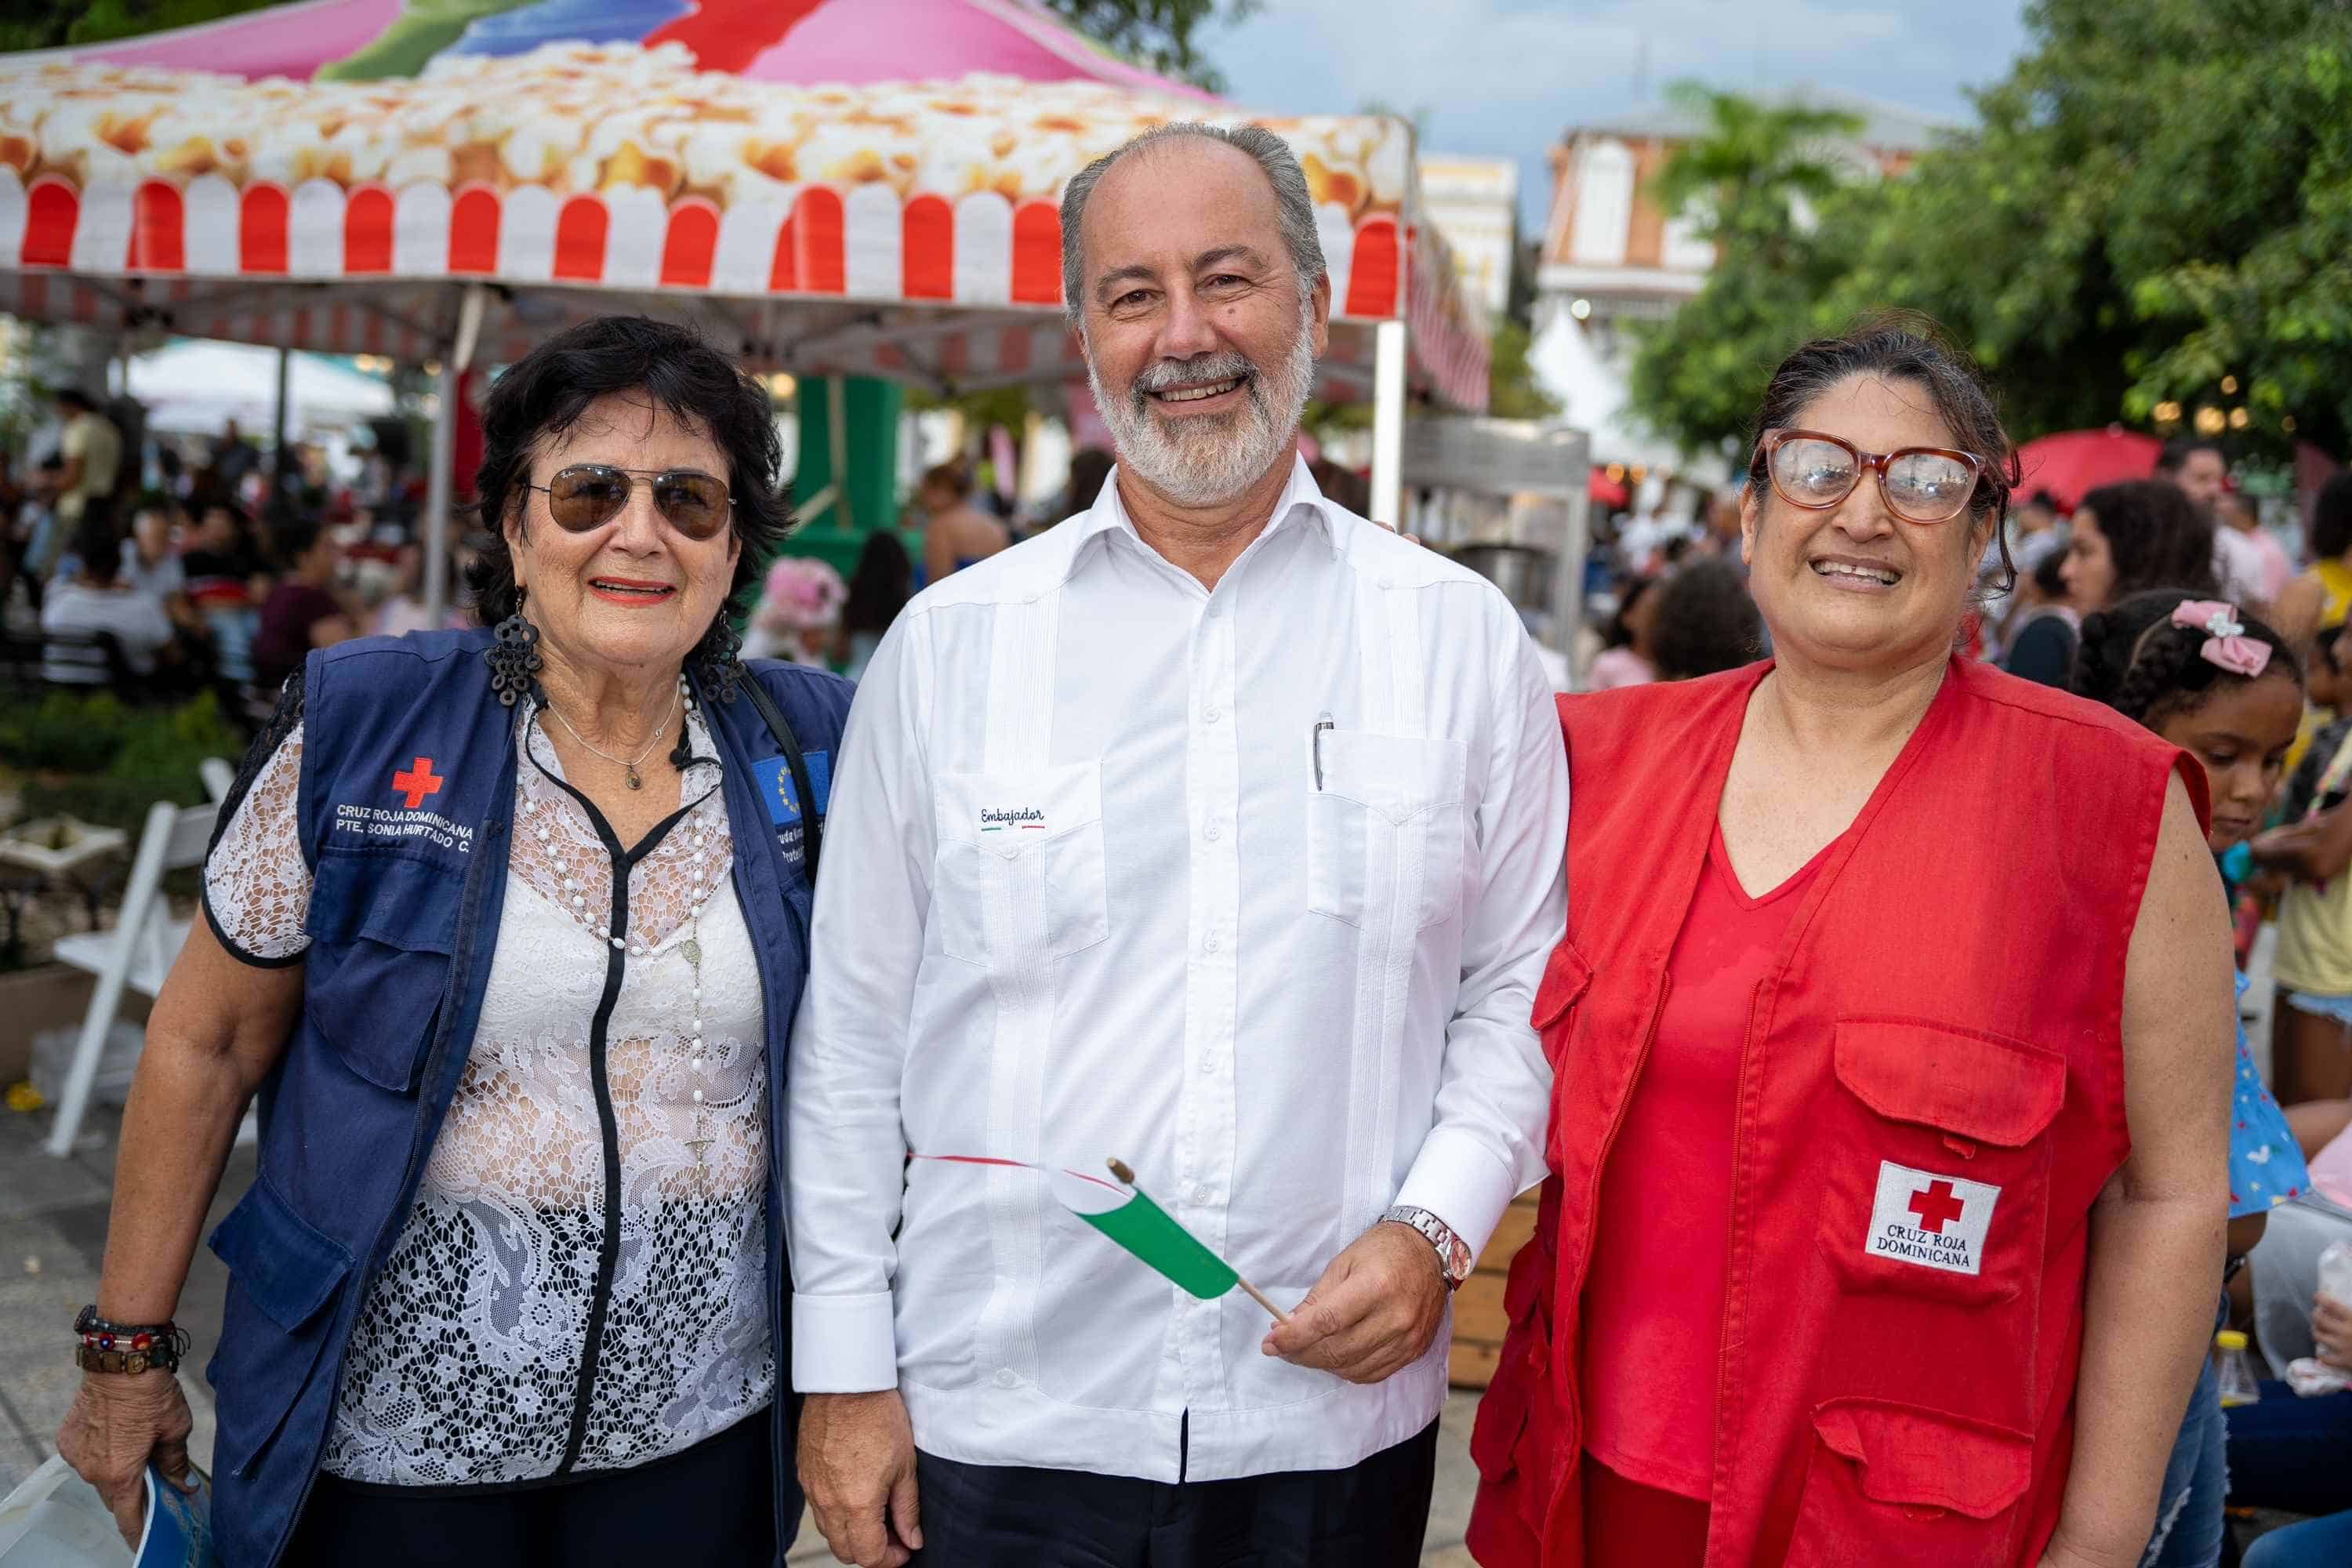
1380,1205,1474,1291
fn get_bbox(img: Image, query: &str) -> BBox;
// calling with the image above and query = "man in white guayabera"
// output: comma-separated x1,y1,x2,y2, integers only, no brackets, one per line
787,123,1570,1568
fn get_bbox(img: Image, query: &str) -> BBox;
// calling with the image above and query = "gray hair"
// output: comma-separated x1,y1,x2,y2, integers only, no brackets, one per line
1059,122,1327,330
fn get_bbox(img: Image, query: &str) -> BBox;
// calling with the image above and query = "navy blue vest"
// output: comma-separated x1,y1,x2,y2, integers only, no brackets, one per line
201,628,850,1567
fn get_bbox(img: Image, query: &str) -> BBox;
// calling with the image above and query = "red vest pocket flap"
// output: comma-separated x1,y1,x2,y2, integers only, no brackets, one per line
1532,940,1593,1029
1833,1019,2067,1147
1813,1399,2033,1520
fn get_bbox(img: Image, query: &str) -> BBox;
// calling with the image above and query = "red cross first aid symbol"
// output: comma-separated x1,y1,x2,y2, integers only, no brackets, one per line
1908,1179,1967,1233
392,757,445,810
1867,1161,2001,1276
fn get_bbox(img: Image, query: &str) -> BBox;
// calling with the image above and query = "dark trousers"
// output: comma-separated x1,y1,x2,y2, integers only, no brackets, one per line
284,1407,777,1566
909,1420,1440,1568
2225,1380,2352,1518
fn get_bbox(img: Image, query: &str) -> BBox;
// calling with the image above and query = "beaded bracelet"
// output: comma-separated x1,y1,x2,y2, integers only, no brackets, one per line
74,1305,188,1375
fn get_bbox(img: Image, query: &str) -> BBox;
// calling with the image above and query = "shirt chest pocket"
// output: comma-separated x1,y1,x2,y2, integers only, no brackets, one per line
1306,730,1470,931
931,761,1110,967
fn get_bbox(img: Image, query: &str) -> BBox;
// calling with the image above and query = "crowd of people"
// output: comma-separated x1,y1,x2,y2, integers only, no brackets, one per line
27,113,2352,1568
0,397,468,710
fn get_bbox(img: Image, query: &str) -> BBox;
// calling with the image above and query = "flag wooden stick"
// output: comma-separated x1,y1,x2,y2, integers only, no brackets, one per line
1237,1276,1294,1327
1105,1159,1293,1327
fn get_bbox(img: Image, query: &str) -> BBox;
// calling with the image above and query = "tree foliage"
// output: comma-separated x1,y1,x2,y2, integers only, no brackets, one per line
1646,82,1867,255
1630,0,2352,460
0,0,277,52
1486,318,1559,422
1040,0,1260,93
1624,82,1869,457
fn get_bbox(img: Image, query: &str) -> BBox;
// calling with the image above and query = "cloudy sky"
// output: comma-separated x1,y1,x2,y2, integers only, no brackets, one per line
1202,0,2035,230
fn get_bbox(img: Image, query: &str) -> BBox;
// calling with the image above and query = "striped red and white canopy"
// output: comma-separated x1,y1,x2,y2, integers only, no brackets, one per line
0,38,1491,408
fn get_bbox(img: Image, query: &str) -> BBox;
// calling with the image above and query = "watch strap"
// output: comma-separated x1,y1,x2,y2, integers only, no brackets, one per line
1380,1205,1474,1290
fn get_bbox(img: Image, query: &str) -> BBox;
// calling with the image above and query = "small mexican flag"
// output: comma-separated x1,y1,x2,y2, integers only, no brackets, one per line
1052,1159,1292,1323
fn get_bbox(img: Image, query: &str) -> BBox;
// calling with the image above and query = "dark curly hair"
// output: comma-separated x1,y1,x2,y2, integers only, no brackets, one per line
2074,589,2300,730
1602,574,1658,652
2310,470,2352,564
465,315,792,662
1650,559,1764,680
2076,479,2216,606
1745,312,2022,590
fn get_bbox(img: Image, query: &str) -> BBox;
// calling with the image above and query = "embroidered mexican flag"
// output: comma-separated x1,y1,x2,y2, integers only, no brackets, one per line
1052,1159,1289,1321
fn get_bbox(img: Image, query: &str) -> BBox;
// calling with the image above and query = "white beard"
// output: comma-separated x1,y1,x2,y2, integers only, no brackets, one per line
1088,308,1317,509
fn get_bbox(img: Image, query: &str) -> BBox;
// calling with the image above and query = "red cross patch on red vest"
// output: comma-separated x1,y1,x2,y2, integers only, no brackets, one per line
1867,1161,2001,1276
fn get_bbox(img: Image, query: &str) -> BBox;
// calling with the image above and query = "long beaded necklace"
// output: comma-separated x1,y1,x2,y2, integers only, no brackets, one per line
525,688,748,1166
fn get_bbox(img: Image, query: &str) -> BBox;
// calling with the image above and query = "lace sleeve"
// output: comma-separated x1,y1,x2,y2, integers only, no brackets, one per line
203,717,312,964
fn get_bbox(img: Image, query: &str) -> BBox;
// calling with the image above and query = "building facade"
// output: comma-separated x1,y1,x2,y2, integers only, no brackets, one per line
1534,88,1947,372
1417,152,1519,324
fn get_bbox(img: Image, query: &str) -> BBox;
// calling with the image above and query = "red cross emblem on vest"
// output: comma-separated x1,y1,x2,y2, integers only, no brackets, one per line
392,757,445,810
1907,1179,1967,1235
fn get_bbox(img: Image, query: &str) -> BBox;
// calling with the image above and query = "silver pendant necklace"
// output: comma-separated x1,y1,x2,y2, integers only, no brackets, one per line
546,677,682,789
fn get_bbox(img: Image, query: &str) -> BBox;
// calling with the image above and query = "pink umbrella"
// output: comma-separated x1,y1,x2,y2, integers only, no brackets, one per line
2014,427,2161,514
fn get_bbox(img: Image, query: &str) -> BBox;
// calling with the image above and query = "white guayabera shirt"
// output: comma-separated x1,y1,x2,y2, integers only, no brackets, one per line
789,457,1570,1482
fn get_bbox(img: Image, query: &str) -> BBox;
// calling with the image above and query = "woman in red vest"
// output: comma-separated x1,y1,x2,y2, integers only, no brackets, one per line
1468,321,2234,1568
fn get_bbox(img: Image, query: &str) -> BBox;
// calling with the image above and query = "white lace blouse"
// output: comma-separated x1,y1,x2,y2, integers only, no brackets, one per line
205,697,774,1487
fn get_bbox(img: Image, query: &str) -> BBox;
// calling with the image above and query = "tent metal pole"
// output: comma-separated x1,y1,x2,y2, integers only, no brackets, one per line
423,285,488,626
1370,318,1406,527
273,344,292,490
423,352,457,625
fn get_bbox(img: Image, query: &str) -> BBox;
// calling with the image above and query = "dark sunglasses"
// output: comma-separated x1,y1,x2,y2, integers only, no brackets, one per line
523,464,733,540
1759,429,1985,525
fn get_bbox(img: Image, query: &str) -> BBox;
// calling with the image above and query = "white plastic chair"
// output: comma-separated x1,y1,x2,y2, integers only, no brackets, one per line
200,756,235,803
45,795,221,1156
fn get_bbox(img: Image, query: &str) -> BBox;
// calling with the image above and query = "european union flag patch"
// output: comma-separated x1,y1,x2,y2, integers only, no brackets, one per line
755,750,833,826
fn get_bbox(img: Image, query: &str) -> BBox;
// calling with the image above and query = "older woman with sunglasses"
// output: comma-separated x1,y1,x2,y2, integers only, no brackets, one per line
54,316,851,1568
1468,321,2231,1568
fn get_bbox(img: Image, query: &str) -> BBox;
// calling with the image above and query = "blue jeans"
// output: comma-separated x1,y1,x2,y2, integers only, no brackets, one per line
2244,1512,2352,1568
2142,1352,2227,1568
2225,1380,2352,1516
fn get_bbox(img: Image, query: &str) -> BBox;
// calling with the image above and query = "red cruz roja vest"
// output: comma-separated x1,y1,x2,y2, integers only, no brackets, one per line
1467,658,2204,1568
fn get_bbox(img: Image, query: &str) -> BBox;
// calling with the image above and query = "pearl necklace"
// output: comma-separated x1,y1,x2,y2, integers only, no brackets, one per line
524,694,745,1165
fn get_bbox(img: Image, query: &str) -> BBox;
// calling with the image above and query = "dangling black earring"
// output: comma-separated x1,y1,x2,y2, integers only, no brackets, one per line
694,614,746,704
485,590,543,706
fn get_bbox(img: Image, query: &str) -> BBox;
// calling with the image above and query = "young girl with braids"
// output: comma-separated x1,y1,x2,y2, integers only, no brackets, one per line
2076,590,2314,1568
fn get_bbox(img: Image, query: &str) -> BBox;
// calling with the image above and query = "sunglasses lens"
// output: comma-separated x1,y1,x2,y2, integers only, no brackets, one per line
654,472,729,539
1885,452,1976,521
546,466,630,532
1772,438,1859,507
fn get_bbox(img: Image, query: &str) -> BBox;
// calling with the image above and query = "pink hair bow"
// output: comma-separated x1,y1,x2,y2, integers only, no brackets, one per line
2170,599,2272,678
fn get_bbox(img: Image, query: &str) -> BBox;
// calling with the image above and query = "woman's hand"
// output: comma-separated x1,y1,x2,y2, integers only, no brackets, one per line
56,1370,194,1545
2314,1291,2352,1369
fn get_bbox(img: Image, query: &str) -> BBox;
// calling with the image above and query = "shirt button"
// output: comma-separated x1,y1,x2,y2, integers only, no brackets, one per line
1203,821,1221,842
1199,1056,1216,1076
1203,706,1221,724
1190,1185,1213,1205
1203,933,1220,953
993,1368,1018,1389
